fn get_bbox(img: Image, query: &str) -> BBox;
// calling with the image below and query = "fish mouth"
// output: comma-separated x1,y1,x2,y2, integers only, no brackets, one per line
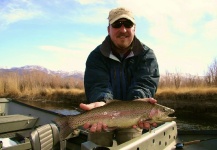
156,114,176,123
162,116,176,121
164,108,175,118
148,114,176,124
154,118,176,124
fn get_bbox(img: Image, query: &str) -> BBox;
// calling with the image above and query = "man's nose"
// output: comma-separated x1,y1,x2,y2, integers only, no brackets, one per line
119,25,127,32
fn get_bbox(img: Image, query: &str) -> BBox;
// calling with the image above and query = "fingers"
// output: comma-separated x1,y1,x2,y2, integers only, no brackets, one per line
79,102,106,111
90,123,97,132
137,120,157,130
138,121,150,129
152,122,157,127
148,98,157,104
134,98,157,104
83,122,91,129
102,123,108,131
94,102,106,107
83,122,108,132
79,103,93,111
96,122,102,132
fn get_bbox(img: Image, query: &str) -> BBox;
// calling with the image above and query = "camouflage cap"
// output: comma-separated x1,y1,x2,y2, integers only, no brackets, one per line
108,7,135,25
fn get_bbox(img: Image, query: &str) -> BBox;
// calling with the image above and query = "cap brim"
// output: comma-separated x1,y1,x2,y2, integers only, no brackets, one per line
109,14,135,24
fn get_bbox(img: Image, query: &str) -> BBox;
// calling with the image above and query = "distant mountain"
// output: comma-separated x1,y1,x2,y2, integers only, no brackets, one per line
0,65,84,80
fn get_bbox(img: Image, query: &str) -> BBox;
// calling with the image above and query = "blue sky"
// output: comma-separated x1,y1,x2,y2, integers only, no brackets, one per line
0,0,216,76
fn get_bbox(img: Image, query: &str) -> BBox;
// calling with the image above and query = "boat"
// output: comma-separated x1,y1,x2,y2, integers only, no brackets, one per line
0,98,217,150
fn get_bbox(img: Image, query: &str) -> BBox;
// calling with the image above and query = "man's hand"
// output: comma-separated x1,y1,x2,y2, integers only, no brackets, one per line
133,98,158,130
134,97,157,104
79,101,106,111
83,122,108,132
80,101,107,132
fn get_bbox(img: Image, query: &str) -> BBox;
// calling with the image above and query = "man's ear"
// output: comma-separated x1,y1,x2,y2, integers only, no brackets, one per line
107,26,110,35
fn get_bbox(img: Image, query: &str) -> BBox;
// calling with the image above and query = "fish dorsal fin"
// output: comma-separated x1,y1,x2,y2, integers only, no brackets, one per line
105,99,121,104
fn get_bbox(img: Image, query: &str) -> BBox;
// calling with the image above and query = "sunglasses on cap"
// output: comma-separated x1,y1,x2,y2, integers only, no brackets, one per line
111,20,134,28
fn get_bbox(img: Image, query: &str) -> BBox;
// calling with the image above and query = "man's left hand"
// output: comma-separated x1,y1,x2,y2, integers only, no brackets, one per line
133,98,158,130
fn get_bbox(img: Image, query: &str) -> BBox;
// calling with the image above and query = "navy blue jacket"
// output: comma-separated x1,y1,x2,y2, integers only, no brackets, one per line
84,35,159,103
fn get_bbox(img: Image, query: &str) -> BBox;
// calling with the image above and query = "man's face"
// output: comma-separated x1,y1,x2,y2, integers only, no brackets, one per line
108,19,135,50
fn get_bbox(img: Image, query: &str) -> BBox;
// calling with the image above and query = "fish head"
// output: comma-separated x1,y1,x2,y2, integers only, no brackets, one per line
148,104,176,123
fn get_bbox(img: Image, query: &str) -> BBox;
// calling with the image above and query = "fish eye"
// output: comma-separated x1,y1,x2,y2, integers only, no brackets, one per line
162,108,167,112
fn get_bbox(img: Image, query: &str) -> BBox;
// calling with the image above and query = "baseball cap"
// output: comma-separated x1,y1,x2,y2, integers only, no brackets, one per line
108,7,135,25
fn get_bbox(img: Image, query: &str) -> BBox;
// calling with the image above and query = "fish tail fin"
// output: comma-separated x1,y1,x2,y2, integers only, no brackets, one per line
54,116,75,141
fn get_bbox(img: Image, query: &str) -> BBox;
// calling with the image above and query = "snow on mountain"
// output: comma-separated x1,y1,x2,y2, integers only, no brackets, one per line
0,65,84,79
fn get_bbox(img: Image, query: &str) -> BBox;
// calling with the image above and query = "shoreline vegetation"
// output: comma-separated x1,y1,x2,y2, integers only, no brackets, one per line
1,59,217,110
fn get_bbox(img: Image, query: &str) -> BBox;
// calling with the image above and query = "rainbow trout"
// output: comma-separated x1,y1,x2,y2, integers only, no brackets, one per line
55,100,176,140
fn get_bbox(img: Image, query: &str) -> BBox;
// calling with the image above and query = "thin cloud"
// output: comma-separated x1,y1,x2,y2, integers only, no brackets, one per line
66,7,109,24
114,0,217,76
38,34,105,72
39,46,73,53
204,19,217,39
3,9,41,24
66,34,105,49
75,0,106,5
39,45,88,72
0,0,114,28
40,34,104,54
117,0,217,39
0,0,42,28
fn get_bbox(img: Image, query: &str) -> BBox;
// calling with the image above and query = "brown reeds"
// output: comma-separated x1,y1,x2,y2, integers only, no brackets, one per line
0,70,85,103
0,58,216,103
0,70,216,103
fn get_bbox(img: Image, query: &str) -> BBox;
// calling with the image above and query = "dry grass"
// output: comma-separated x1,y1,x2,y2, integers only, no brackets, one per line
157,87,217,94
0,70,85,104
156,87,217,100
1,59,217,103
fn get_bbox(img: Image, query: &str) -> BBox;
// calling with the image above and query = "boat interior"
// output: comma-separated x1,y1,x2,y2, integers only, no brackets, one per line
1,98,217,150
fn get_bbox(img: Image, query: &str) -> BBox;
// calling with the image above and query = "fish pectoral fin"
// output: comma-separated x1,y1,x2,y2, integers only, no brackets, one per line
139,118,153,123
104,127,117,132
144,118,152,122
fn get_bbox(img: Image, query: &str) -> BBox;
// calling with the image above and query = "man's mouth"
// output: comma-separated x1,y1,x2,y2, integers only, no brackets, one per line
117,33,128,38
118,35,128,39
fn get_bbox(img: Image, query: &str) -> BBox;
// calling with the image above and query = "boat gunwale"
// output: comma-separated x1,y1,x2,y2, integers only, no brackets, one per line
9,98,63,116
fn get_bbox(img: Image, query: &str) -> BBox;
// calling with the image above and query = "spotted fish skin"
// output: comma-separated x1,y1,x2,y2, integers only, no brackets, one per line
55,100,176,140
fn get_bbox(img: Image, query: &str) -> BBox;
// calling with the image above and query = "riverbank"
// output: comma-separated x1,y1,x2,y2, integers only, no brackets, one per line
8,87,216,114
155,87,217,113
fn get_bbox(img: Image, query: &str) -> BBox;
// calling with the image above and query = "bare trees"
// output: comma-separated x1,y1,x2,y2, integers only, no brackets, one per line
158,58,217,89
205,58,217,86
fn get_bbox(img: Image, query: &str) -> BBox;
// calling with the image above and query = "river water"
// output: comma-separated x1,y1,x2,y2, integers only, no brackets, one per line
20,100,217,131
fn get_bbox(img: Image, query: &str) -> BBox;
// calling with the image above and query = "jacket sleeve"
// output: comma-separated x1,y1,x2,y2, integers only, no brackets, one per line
84,47,113,103
127,47,160,100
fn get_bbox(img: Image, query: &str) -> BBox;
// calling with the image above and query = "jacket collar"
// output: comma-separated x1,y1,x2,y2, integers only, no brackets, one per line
100,35,144,58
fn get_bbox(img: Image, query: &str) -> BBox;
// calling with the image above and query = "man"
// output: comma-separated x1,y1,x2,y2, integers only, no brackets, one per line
80,7,160,146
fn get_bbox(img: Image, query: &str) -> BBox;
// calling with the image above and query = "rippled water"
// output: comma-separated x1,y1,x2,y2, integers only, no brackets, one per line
175,111,217,130
21,100,217,131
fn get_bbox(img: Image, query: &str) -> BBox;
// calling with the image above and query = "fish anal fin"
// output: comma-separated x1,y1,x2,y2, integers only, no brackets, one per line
54,116,78,140
104,127,117,132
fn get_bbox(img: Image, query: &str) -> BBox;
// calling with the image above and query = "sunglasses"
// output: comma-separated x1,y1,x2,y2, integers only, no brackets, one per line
111,20,134,28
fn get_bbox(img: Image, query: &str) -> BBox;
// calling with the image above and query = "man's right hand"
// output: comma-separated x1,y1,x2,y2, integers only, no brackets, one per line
79,102,108,132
